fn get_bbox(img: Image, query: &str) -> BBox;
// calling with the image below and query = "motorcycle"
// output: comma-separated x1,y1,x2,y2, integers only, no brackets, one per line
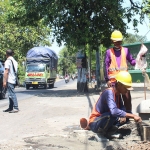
71,76,75,81
65,77,69,83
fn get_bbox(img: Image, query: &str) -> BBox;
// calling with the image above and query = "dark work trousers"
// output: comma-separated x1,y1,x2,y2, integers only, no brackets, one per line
89,112,117,133
122,91,132,113
89,112,129,134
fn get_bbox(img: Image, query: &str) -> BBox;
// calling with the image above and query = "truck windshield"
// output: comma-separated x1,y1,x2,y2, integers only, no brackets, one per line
26,64,45,72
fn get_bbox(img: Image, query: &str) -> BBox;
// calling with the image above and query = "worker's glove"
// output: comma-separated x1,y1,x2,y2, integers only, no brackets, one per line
119,117,126,124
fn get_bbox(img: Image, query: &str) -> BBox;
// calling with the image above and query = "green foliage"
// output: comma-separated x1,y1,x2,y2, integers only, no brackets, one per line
0,0,52,60
58,47,77,75
136,80,141,83
123,33,147,44
142,0,150,38
18,63,26,85
6,0,144,52
142,0,150,15
3,0,147,81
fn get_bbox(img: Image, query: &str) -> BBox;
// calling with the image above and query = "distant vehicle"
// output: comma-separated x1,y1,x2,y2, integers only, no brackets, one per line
25,47,58,90
59,75,64,79
65,75,69,83
71,75,75,80
65,77,69,83
0,60,6,99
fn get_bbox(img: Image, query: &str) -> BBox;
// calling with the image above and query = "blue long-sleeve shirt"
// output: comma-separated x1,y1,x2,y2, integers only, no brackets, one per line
89,89,126,123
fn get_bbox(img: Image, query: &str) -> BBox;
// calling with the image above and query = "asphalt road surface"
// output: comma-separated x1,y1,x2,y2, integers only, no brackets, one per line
0,78,75,108
0,79,149,150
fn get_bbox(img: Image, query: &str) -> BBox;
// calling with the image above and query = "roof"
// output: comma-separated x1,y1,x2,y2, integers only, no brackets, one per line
123,41,150,47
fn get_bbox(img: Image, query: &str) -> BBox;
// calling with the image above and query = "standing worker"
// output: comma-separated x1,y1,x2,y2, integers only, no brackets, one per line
103,30,136,114
3,49,19,113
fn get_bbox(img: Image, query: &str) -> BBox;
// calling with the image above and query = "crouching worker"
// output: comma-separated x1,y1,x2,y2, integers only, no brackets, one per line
80,71,142,138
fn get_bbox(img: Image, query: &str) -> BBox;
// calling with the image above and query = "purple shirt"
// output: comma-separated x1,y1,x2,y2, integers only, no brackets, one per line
104,47,136,82
96,89,126,117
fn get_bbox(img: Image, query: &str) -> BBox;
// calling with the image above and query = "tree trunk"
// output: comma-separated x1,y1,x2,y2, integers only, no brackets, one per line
76,51,88,93
89,47,91,83
96,48,100,89
77,68,88,93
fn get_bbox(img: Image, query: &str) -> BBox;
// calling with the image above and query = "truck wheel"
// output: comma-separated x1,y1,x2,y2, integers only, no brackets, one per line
26,84,30,90
49,83,54,88
51,83,54,88
44,84,47,89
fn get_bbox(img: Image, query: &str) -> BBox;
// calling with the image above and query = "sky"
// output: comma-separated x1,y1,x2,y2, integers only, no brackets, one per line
126,16,150,41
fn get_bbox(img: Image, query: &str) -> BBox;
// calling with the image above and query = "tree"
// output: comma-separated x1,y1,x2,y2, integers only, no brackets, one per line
8,0,145,48
0,0,52,61
7,0,145,91
0,0,53,81
58,47,77,76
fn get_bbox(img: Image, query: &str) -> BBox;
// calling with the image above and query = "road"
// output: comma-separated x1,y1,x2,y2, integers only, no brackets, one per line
0,78,75,108
0,79,149,149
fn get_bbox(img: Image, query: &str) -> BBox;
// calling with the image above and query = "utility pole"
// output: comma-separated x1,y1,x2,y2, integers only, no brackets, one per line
89,46,91,83
96,46,101,89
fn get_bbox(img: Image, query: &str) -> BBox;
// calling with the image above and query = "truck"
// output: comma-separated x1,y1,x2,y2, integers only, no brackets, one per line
25,46,58,90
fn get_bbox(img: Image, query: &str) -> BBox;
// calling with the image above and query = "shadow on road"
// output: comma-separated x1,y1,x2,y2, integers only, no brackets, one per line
36,88,100,97
15,87,100,98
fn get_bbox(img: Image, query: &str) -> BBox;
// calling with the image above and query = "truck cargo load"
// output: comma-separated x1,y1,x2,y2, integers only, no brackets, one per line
26,46,58,69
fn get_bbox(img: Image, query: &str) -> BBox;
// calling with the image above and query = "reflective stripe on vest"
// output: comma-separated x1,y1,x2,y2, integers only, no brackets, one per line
108,47,127,83
89,88,119,123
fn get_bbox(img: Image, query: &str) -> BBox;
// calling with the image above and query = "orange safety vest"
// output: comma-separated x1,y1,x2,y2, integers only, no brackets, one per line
89,88,120,124
108,47,127,83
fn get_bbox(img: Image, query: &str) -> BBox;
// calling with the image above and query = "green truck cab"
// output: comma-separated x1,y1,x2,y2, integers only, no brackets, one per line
25,47,58,90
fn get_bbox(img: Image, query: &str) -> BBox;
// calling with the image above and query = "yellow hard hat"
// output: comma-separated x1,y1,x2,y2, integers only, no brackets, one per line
111,30,123,41
115,71,132,87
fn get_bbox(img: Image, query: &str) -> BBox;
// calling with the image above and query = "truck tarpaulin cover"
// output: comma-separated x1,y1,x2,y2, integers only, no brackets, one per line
26,47,58,69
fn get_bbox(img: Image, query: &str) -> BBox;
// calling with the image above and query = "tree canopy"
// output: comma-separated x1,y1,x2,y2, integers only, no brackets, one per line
58,47,77,76
8,0,145,50
0,0,52,61
123,33,147,44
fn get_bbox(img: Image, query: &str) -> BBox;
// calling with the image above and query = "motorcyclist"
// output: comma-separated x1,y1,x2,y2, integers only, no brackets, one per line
65,74,69,83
